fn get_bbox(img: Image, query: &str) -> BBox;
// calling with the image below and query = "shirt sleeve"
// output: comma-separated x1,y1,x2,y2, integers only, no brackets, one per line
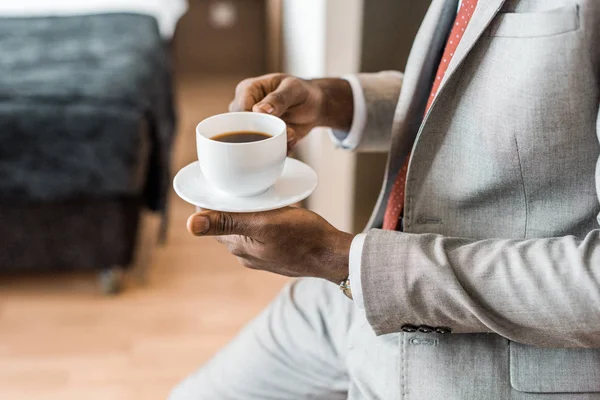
348,233,367,308
329,75,367,150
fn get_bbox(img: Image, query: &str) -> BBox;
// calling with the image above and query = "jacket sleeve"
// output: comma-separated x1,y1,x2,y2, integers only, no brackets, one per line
348,71,403,152
361,227,600,348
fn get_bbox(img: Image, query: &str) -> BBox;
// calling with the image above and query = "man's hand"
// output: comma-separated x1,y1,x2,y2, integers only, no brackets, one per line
230,73,354,147
187,207,353,284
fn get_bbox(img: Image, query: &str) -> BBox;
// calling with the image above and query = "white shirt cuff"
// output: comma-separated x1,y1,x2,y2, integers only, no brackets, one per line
349,233,366,309
329,74,367,150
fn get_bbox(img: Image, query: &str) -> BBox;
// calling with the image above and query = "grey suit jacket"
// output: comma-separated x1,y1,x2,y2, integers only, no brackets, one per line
353,0,600,397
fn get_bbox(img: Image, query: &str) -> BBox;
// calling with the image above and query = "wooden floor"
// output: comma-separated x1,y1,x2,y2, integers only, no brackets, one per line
0,75,288,400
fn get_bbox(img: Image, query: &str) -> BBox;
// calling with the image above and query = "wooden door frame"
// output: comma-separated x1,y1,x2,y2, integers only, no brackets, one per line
266,0,283,72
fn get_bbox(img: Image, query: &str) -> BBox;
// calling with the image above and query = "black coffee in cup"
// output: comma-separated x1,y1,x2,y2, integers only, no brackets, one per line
212,131,272,143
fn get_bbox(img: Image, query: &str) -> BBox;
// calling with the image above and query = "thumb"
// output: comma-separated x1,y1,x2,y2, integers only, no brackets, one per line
253,77,302,117
187,211,259,237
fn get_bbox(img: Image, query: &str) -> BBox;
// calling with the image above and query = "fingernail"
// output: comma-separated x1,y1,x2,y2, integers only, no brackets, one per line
191,216,210,235
257,103,274,114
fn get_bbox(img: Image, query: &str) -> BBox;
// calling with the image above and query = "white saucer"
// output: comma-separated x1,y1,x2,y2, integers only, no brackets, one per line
173,158,318,212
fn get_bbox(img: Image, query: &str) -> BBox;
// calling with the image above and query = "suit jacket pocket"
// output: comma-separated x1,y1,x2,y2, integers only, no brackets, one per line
510,342,600,393
489,4,579,38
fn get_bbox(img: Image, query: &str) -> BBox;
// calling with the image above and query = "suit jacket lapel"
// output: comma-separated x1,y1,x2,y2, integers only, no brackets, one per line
404,0,507,179
439,0,507,90
387,0,459,177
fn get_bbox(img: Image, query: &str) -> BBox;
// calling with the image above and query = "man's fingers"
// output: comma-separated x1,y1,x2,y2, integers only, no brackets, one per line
230,74,287,112
229,75,306,119
213,236,229,244
229,78,266,112
236,256,256,270
252,77,304,117
187,211,261,237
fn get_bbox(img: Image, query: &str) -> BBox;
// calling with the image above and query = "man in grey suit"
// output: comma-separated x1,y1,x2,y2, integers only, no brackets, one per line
171,0,600,398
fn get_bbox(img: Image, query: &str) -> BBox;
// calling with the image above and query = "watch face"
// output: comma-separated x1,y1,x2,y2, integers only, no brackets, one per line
340,279,353,300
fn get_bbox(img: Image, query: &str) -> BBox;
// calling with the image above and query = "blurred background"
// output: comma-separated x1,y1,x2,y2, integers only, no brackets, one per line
0,1,428,398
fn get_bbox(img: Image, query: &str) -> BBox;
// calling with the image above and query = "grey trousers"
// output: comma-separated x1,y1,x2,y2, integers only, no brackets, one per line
168,278,358,400
169,278,600,399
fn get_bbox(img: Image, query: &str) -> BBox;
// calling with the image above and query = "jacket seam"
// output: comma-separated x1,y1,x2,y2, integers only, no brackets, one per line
513,134,529,238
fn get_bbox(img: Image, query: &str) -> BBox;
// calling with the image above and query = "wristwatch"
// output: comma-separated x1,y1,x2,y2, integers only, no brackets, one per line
339,277,353,300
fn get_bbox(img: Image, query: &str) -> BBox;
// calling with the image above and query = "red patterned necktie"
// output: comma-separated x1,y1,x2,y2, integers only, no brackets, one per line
382,0,479,230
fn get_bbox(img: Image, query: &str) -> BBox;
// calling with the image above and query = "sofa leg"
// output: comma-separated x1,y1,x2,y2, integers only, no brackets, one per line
98,267,124,295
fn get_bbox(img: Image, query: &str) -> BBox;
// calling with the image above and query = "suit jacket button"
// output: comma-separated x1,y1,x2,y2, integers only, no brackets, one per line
418,325,434,333
435,327,451,334
401,324,418,333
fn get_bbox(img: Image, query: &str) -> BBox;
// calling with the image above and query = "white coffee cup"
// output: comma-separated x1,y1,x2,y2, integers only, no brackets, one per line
196,112,287,197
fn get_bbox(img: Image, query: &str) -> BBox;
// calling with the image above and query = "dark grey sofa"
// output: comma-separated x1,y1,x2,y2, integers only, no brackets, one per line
0,13,177,293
